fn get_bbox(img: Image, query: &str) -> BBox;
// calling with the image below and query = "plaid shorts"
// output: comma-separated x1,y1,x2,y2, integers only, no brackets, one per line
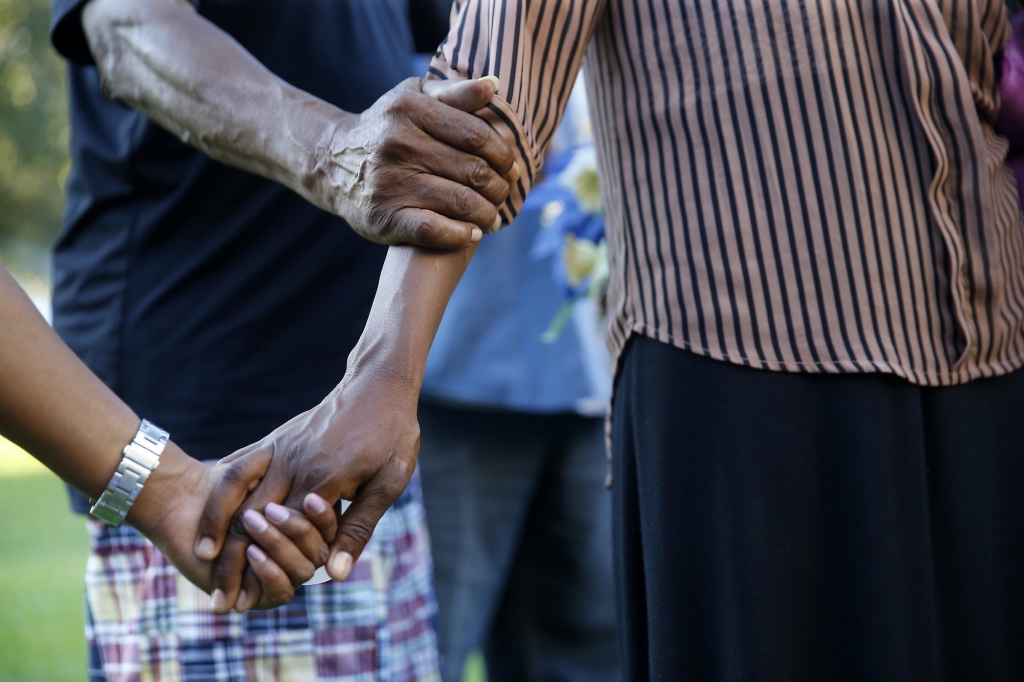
85,470,439,682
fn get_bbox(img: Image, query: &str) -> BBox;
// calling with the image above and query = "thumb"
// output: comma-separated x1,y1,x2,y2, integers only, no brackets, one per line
193,444,271,561
423,76,501,112
325,470,407,581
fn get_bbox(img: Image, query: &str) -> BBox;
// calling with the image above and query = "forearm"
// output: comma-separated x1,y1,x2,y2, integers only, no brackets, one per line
0,264,192,532
0,265,139,495
345,244,477,390
81,0,350,211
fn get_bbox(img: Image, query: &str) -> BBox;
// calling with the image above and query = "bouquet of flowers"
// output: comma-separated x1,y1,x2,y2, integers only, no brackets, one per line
523,144,608,342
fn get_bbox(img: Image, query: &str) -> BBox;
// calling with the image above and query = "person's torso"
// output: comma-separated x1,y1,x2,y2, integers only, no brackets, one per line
587,0,1024,384
54,0,414,466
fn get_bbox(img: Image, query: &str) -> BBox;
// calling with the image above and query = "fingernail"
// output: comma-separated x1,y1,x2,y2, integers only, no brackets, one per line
329,552,354,581
490,214,502,233
305,493,327,515
471,227,483,243
247,544,267,563
195,536,215,560
234,589,248,613
243,509,268,533
481,75,500,93
507,162,521,182
265,502,289,524
211,589,228,613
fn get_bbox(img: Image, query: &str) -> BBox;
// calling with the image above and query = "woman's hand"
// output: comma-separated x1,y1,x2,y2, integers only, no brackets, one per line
128,443,338,611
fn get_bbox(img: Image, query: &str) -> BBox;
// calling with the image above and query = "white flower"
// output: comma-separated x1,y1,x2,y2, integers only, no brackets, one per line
562,234,602,289
557,147,602,214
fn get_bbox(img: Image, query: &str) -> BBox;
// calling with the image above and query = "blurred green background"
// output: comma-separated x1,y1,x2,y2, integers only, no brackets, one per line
1,3,81,676
1,0,68,294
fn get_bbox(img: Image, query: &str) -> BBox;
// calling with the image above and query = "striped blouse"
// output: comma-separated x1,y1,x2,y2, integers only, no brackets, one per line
429,0,1024,386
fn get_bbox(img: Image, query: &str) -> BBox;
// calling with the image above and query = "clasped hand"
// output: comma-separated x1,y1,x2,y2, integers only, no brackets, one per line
168,75,512,613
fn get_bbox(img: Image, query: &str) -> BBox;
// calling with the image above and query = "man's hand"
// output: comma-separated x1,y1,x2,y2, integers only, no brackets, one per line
311,76,519,248
194,361,420,613
80,0,516,248
186,77,510,611
82,0,517,251
129,444,338,610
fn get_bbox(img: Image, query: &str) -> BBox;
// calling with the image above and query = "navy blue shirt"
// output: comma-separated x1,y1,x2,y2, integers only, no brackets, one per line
50,0,416,512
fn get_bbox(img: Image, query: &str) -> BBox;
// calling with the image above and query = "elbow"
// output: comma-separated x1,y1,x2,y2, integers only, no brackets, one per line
82,0,189,106
81,0,143,103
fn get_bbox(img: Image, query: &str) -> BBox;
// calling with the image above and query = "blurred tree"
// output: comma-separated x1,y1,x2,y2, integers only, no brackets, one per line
0,0,69,275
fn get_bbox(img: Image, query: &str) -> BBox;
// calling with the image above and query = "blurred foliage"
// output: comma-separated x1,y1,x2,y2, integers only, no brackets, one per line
0,0,69,275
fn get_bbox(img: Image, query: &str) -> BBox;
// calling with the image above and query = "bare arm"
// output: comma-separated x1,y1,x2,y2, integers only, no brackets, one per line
79,0,518,247
194,241,476,611
196,0,607,611
0,263,336,608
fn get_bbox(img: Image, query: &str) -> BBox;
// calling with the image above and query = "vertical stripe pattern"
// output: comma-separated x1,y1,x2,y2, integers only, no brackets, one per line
430,0,1024,386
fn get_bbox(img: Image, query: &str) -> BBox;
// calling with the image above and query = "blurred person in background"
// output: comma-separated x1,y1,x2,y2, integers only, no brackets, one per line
416,79,620,682
46,0,514,678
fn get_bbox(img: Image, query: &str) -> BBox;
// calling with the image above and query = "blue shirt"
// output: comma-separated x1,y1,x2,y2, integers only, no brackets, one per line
422,207,611,416
421,82,610,417
421,81,612,416
50,0,416,512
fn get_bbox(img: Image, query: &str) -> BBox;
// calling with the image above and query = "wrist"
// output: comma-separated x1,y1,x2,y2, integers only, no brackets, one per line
298,107,360,217
344,330,425,397
125,443,200,538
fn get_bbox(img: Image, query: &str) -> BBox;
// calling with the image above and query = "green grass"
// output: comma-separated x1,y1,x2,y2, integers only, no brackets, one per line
0,439,89,682
463,652,487,682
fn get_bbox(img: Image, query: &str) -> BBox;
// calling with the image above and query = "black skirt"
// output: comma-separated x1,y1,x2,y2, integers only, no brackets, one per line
612,336,1024,682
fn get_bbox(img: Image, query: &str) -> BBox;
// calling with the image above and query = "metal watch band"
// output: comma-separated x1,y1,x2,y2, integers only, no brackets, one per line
89,420,169,526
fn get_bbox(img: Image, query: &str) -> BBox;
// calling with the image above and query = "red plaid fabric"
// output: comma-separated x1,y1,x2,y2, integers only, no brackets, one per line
85,471,439,682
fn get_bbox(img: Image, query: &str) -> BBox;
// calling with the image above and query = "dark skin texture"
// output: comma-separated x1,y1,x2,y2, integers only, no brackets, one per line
80,0,518,248
0,262,336,609
198,241,479,612
76,0,519,611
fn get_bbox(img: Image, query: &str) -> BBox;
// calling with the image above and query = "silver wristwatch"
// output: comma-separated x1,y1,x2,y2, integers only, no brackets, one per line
89,420,169,526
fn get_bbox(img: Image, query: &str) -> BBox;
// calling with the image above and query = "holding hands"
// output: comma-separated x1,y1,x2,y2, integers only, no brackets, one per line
0,72,512,613
123,444,338,611
184,76,516,613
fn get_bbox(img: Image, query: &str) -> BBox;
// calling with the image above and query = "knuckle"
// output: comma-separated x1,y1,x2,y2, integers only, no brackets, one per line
447,186,474,216
227,513,251,542
464,124,489,151
499,145,516,171
388,91,418,117
319,516,339,546
413,219,442,245
380,131,413,160
339,520,374,547
270,584,295,606
467,158,493,188
296,563,316,584
219,462,248,489
488,180,511,206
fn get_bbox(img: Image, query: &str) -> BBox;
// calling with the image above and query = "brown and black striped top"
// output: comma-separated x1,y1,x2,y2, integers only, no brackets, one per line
429,0,1024,385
